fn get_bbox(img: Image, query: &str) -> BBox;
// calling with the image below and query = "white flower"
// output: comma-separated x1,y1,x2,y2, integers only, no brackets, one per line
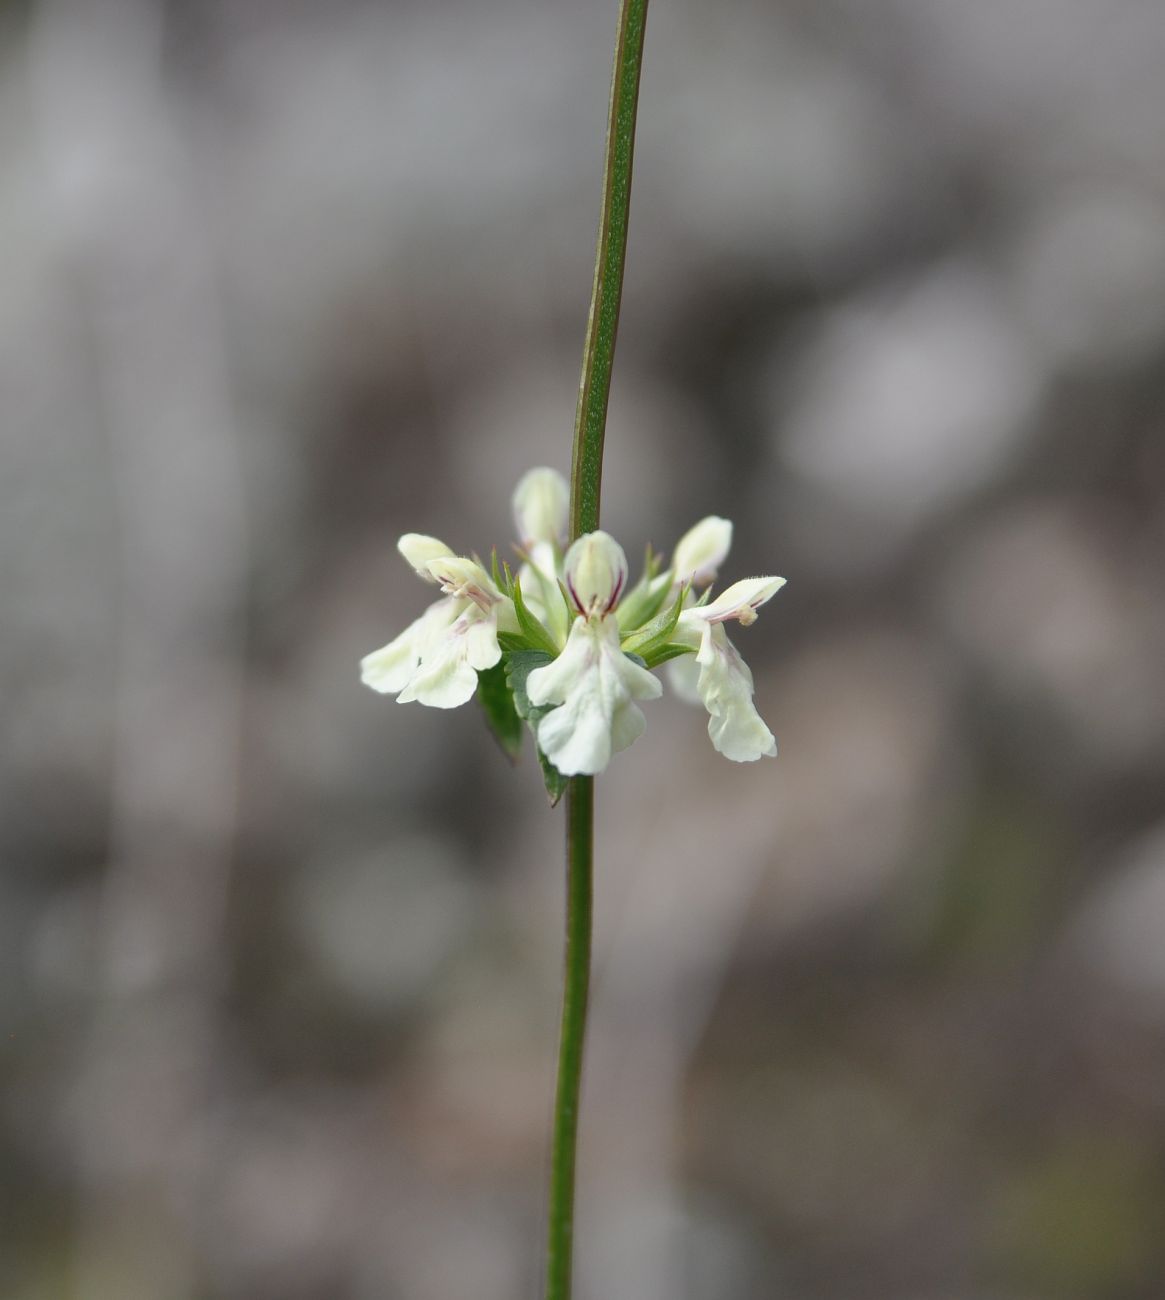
512,467,570,647
671,576,785,761
361,534,516,709
525,531,661,775
361,487,787,777
671,515,732,587
512,467,569,549
618,513,732,632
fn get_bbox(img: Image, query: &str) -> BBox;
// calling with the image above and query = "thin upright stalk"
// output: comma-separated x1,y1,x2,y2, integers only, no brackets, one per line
545,776,594,1300
569,0,650,541
548,2,649,1298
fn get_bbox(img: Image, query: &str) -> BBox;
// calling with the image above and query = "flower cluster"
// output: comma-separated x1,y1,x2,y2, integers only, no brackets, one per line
361,468,784,787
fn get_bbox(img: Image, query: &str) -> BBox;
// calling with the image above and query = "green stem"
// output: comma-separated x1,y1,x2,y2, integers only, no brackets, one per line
545,776,593,1300
549,3,649,1299
569,0,651,540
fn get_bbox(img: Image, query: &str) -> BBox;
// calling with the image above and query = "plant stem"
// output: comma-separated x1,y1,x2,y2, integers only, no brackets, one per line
545,775,593,1300
569,0,651,540
549,3,649,1298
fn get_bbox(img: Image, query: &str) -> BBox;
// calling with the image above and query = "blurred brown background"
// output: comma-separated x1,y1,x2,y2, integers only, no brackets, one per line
4,0,1165,1297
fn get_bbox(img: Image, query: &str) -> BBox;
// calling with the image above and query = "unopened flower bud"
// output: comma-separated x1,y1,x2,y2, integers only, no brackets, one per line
672,516,732,586
512,467,569,547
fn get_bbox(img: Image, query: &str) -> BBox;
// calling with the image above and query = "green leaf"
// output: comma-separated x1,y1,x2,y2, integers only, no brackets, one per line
476,661,523,760
506,650,554,722
505,650,569,806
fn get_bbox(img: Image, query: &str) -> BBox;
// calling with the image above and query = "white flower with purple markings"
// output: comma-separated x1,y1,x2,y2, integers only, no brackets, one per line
361,468,784,792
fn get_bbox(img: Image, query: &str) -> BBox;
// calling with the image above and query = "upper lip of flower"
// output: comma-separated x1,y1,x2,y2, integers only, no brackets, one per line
566,565,625,616
562,530,630,618
682,576,786,627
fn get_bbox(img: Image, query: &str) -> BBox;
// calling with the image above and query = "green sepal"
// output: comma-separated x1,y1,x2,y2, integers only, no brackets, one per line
621,583,688,659
504,650,569,806
476,660,523,761
615,570,672,632
640,641,695,669
490,547,508,596
511,576,562,657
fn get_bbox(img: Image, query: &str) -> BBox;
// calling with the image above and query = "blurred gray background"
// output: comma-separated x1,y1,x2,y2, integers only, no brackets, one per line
4,0,1165,1297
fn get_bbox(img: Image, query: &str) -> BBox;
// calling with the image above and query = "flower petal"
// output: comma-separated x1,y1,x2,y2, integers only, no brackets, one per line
613,644,665,703
696,576,785,625
397,644,479,708
527,616,661,775
665,649,702,704
609,696,648,752
364,589,502,710
526,617,595,708
519,541,569,647
535,684,618,775
694,623,777,761
360,598,458,694
360,634,418,695
465,613,504,672
563,531,628,616
398,533,455,580
672,516,733,586
512,467,569,547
